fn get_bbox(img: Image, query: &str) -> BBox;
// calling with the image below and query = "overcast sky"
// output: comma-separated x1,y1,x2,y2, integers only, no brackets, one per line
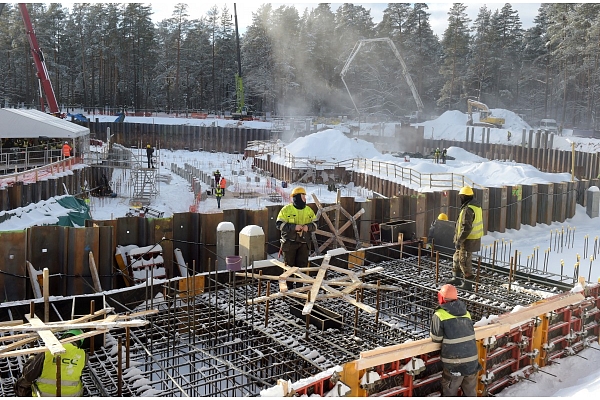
148,1,542,38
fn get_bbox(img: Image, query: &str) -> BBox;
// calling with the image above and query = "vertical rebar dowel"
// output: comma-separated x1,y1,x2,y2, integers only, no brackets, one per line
257,270,263,298
417,242,421,269
117,337,122,397
55,354,61,397
43,268,49,323
353,290,359,337
192,260,196,346
89,300,95,355
434,251,440,284
589,257,594,283
509,241,512,264
550,230,553,251
126,326,130,369
264,281,271,327
492,241,497,268
399,233,404,259
508,256,514,293
584,235,588,259
30,301,34,319
228,270,232,341
536,246,539,271
475,257,481,293
214,259,218,339
574,262,579,285
560,260,564,281
305,292,311,340
594,237,598,259
375,280,381,325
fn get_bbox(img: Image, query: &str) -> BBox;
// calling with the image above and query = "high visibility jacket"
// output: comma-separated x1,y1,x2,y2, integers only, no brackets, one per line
430,301,481,376
35,343,85,397
215,188,223,197
219,178,226,189
454,202,483,251
62,144,72,157
276,203,317,244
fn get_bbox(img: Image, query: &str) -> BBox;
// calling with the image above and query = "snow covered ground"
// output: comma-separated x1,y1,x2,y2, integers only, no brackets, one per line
3,109,600,396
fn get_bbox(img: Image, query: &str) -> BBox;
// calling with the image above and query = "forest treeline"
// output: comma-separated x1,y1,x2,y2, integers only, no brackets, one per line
0,3,598,128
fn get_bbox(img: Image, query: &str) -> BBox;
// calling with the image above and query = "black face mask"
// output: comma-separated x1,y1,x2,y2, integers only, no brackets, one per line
293,194,306,209
460,194,472,206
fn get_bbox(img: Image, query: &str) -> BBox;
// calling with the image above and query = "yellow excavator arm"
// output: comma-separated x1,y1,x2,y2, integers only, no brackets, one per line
467,99,504,128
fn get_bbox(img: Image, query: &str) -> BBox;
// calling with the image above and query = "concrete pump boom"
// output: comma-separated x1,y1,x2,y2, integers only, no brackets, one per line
340,38,424,117
19,3,61,116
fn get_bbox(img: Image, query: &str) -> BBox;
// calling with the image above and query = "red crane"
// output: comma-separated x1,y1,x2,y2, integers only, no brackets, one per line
18,3,62,117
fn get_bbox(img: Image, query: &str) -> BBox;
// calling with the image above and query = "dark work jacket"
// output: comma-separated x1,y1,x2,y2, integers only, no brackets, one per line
430,300,482,376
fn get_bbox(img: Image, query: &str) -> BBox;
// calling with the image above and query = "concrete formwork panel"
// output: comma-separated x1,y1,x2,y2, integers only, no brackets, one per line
488,186,507,233
172,212,201,276
200,212,224,272
27,226,66,297
0,187,8,211
359,200,374,244
415,193,429,240
66,226,100,296
8,181,22,209
537,183,554,225
565,181,577,219
473,187,489,235
506,185,522,230
521,184,538,227
149,217,175,278
0,231,27,301
553,182,568,222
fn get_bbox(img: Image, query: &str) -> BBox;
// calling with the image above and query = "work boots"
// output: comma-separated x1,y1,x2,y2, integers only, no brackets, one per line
446,271,463,286
459,275,475,291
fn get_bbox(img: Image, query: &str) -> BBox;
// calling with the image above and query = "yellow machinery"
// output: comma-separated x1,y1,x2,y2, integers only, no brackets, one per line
467,99,505,128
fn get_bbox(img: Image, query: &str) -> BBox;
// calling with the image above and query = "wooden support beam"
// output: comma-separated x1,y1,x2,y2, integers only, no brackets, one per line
356,291,585,370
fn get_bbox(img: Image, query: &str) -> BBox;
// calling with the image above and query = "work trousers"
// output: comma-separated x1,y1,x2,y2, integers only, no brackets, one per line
452,248,473,277
282,241,310,289
441,368,478,397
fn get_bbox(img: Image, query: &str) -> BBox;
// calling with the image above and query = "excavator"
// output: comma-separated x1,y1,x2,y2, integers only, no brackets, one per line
466,99,504,128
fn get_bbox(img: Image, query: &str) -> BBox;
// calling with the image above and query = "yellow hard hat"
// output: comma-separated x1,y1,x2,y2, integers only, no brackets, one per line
147,144,151,148
437,213,448,221
459,186,474,196
291,187,306,196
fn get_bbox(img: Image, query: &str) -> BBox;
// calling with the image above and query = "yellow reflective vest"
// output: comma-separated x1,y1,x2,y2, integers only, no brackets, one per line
457,204,483,240
35,343,85,397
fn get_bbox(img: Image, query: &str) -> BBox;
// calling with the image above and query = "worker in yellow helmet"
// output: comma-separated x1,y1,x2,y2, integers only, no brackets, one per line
14,329,86,397
427,213,449,248
276,186,317,289
146,144,155,168
448,186,483,290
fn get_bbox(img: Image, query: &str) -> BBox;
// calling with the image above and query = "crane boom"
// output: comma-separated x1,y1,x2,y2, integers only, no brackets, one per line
19,3,60,115
341,38,424,116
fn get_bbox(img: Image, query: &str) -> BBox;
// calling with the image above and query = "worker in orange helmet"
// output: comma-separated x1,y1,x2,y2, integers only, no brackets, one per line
62,141,72,158
430,284,481,397
219,176,227,196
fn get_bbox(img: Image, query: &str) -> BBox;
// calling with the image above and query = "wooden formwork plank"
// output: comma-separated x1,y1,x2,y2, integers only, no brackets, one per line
356,291,585,370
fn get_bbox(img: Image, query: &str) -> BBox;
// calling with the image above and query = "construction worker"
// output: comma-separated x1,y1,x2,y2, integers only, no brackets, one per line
276,187,317,289
507,130,512,141
213,170,221,187
427,212,448,248
14,329,86,397
434,148,440,164
62,141,72,158
215,186,223,208
449,186,483,290
441,148,447,164
146,144,155,168
219,176,227,196
430,284,481,396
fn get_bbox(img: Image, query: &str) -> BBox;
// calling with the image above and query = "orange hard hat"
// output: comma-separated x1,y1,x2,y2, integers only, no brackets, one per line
438,284,458,304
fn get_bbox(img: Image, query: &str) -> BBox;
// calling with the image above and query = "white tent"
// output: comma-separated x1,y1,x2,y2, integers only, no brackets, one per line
0,108,89,139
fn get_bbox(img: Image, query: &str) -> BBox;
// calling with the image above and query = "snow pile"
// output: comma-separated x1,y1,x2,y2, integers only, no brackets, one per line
285,129,381,161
